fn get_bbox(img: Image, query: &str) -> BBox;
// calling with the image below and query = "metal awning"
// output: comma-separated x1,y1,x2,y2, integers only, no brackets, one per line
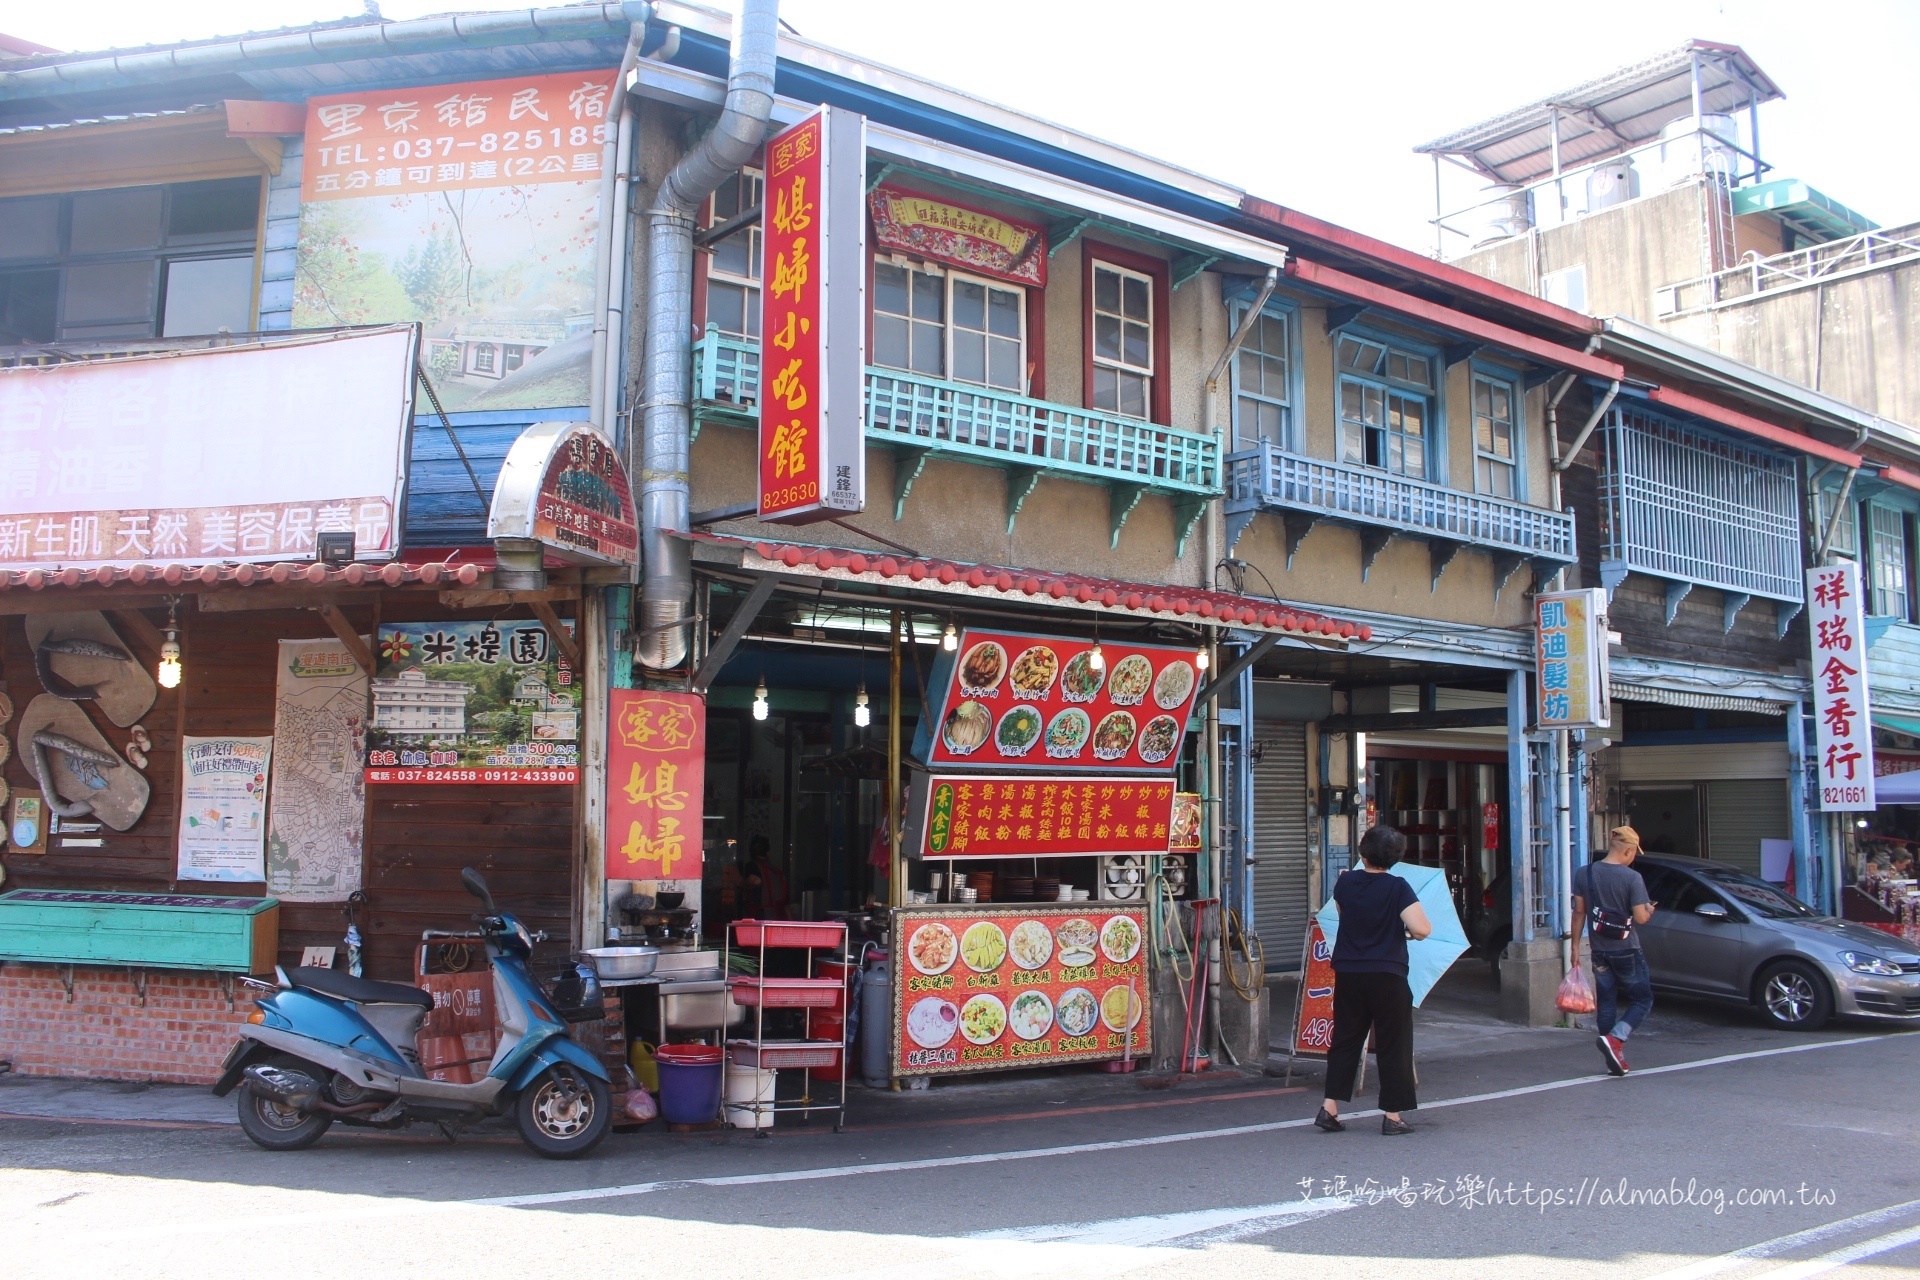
1612,681,1787,715
1414,41,1783,186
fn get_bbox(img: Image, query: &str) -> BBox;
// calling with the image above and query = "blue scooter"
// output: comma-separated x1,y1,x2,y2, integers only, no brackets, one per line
214,868,612,1159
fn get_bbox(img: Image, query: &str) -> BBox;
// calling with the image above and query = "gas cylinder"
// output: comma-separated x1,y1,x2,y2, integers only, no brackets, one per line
858,950,892,1089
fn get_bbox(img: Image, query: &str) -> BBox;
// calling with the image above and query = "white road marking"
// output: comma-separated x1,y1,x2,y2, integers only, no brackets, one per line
472,1032,1897,1209
1748,1223,1920,1279
971,1196,1357,1248
1641,1197,1920,1280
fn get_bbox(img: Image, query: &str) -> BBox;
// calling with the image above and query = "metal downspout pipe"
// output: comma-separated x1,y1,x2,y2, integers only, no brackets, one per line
636,0,780,670
589,27,645,443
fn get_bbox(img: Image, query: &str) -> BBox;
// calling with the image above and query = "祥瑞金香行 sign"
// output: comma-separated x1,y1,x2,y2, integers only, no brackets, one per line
1809,561,1875,810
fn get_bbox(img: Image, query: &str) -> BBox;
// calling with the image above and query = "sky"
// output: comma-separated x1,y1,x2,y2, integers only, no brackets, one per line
9,0,1919,253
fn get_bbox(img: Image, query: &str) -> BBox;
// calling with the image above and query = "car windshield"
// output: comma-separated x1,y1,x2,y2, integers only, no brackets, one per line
1690,865,1818,919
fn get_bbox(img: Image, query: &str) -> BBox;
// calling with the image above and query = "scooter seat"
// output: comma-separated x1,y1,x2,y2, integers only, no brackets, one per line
288,966,435,1009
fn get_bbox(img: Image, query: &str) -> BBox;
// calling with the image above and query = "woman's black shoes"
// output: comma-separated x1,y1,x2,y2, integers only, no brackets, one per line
1313,1106,1345,1132
1381,1116,1413,1136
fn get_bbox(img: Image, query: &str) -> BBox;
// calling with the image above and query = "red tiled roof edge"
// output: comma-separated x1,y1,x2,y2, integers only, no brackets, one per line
0,560,486,591
732,537,1372,642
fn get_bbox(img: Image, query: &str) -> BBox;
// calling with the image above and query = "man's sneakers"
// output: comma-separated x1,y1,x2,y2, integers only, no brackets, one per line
1597,1034,1629,1076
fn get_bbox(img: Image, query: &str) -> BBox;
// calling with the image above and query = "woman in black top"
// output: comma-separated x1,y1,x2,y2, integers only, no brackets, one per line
1316,825,1432,1136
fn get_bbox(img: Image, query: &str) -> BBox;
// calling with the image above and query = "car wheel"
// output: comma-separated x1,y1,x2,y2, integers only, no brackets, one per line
1754,960,1832,1032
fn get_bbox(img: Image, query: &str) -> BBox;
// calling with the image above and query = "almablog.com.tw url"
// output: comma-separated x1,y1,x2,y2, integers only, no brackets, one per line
1300,1176,1839,1215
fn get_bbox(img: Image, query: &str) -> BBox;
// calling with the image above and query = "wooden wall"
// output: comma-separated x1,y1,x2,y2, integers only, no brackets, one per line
0,591,576,984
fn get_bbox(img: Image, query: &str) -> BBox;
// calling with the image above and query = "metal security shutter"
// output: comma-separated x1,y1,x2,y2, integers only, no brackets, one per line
1706,779,1789,877
1250,723,1309,971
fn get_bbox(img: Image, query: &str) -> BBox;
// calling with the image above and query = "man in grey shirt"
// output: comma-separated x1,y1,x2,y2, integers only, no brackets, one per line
1572,826,1655,1076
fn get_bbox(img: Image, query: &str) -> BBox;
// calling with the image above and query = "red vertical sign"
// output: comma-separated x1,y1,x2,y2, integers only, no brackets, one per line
606,691,706,879
1808,561,1875,810
1291,919,1336,1057
758,111,826,520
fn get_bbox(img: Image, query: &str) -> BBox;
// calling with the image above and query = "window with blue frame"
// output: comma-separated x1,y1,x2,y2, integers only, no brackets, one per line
1336,332,1433,479
1866,503,1911,620
1230,307,1293,451
1471,368,1521,498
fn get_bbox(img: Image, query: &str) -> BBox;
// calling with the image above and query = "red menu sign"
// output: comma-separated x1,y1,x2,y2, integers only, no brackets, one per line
893,904,1150,1077
756,105,866,523
924,629,1202,773
1290,919,1336,1058
1808,562,1875,810
920,775,1174,859
605,690,706,880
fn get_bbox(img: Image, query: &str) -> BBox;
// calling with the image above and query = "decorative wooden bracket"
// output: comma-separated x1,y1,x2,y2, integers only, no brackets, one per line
1722,592,1751,634
1173,499,1207,561
131,967,148,1008
1427,538,1465,593
1224,506,1259,554
1005,466,1044,535
1326,303,1367,333
312,604,376,675
1171,253,1219,290
1358,527,1394,583
1108,481,1148,549
1491,552,1528,603
1776,599,1803,640
1443,341,1481,368
894,444,933,521
528,600,582,671
1048,216,1092,258
1664,579,1694,626
1282,511,1319,571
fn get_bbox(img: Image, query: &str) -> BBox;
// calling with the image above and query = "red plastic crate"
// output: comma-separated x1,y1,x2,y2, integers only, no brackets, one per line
728,976,844,1009
731,920,847,950
728,1040,842,1071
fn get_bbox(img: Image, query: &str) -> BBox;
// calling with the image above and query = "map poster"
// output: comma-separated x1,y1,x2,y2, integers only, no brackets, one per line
177,736,273,883
268,639,369,901
365,621,578,784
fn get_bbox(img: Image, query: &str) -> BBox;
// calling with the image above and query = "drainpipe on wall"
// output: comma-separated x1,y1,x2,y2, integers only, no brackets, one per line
635,0,780,671
589,25,645,444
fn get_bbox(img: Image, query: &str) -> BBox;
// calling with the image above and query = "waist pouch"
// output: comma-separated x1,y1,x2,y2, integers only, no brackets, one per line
1589,905,1633,942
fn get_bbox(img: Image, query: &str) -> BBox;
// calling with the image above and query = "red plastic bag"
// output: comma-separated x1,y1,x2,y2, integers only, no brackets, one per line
1556,964,1596,1014
624,1087,658,1124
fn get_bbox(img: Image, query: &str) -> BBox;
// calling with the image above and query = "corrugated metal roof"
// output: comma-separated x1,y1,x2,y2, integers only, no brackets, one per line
0,103,222,137
1414,40,1783,186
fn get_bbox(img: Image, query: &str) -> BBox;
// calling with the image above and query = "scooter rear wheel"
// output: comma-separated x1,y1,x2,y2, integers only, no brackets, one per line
236,1056,335,1152
515,1066,610,1159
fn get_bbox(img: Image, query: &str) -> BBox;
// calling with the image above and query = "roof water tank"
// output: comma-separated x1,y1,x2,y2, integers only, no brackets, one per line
1585,159,1639,211
1472,186,1534,246
1658,114,1739,186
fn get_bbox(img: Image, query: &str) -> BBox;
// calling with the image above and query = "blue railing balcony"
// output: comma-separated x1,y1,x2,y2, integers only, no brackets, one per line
693,330,1221,551
1224,438,1576,594
1596,404,1804,635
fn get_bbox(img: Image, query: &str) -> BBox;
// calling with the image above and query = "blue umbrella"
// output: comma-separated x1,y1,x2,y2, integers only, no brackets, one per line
1315,863,1470,1007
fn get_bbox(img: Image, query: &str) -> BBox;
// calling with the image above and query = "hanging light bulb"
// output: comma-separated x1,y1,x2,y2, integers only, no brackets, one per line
1194,644,1211,672
752,680,769,721
1088,642,1105,672
942,621,958,652
854,683,871,728
156,601,182,690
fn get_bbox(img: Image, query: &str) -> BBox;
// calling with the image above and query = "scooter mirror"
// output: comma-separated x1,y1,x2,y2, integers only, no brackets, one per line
460,867,496,912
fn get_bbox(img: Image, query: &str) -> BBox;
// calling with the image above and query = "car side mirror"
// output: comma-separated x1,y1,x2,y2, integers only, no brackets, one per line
1694,902,1729,921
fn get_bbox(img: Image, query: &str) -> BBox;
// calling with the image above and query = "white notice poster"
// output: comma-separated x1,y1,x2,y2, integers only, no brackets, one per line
176,736,273,882
267,638,369,901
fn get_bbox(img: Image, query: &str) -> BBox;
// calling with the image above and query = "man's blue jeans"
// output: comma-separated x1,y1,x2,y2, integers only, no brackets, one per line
1591,948,1654,1039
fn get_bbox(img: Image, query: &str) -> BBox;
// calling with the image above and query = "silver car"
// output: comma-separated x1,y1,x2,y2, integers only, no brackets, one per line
1634,855,1920,1031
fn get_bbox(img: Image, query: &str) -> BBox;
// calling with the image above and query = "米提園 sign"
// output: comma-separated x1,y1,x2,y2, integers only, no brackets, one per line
365,621,577,784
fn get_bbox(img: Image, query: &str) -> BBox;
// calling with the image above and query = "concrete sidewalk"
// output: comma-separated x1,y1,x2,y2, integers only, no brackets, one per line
0,1072,236,1126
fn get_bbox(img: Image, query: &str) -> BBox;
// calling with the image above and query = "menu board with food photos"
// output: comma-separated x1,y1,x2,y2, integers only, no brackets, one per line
917,628,1202,773
893,904,1150,1077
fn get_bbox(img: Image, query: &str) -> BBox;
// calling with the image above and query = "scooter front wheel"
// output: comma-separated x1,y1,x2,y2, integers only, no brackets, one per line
236,1057,334,1152
515,1066,610,1159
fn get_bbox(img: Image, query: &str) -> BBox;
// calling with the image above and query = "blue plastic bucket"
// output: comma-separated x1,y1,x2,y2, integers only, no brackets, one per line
655,1043,724,1124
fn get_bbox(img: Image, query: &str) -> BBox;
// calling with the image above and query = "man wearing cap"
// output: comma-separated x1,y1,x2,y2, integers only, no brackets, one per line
1572,827,1656,1076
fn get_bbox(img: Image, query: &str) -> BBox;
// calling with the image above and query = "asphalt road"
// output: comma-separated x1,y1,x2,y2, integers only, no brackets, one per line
3,989,1918,1280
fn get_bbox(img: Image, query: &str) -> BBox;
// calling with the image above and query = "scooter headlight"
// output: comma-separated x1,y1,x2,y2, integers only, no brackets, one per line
513,919,534,953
